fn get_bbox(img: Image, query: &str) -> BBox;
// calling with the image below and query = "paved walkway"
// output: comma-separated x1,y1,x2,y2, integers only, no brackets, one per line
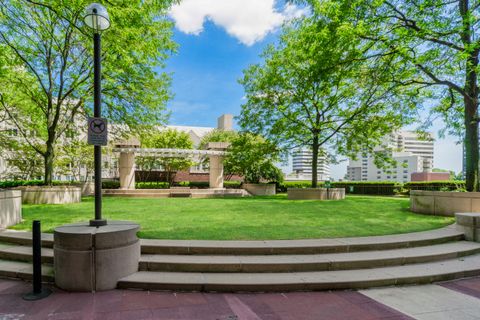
2,277,480,319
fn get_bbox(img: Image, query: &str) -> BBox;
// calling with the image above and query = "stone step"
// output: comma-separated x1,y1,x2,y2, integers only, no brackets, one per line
139,241,480,273
118,253,480,292
0,243,54,264
140,225,464,255
0,231,54,248
0,259,54,283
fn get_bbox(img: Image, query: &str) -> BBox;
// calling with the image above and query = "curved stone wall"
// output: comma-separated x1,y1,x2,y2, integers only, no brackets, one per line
410,190,480,216
20,187,81,204
0,190,22,228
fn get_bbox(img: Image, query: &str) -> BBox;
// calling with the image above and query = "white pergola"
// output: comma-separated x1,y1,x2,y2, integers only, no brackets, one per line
112,148,227,157
113,142,230,189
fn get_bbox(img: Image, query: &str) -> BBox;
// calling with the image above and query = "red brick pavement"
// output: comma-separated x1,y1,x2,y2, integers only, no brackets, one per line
0,278,414,320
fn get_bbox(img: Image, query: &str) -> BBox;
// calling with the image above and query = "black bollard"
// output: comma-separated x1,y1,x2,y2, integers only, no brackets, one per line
23,220,51,301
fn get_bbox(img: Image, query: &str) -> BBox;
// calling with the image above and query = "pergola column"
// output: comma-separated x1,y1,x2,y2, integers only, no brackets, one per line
115,138,140,190
207,142,230,189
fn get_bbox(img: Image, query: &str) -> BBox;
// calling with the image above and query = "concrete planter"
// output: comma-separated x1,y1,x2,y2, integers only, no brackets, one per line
410,190,480,216
19,186,81,204
287,188,345,200
243,183,276,196
0,190,22,228
79,182,94,196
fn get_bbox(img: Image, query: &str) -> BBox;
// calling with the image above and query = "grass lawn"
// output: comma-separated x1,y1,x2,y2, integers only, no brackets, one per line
10,195,454,240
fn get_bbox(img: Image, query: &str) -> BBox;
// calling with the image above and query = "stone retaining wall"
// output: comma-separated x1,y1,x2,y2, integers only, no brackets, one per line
287,188,345,200
19,186,81,204
410,190,480,216
243,184,276,196
0,190,22,228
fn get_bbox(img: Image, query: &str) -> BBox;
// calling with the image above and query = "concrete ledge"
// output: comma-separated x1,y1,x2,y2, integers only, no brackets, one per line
0,190,22,228
54,220,140,291
18,186,81,204
455,213,480,242
243,184,276,196
287,188,345,200
411,191,480,216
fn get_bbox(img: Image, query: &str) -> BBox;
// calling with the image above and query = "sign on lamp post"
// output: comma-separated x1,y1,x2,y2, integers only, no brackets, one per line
84,3,110,227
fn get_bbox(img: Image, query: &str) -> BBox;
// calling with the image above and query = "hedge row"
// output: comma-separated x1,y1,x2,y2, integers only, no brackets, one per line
276,181,399,195
1,179,467,195
0,180,78,188
403,181,466,192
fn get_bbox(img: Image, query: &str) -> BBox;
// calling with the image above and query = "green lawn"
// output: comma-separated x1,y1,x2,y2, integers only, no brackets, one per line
11,195,454,240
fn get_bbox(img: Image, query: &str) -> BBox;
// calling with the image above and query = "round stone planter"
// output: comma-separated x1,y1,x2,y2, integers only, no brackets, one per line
287,188,345,200
18,186,81,204
410,190,480,216
54,220,140,291
243,183,276,196
0,190,22,228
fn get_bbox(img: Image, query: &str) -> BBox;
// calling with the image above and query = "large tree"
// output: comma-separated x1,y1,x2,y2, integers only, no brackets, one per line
239,11,417,187
0,0,176,184
295,0,480,191
138,129,194,186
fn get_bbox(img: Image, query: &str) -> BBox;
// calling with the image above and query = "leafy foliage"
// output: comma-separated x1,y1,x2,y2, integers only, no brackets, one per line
239,8,417,187
138,129,194,185
0,0,177,184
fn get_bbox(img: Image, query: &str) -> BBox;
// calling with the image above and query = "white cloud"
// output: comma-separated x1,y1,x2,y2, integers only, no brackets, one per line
169,0,306,46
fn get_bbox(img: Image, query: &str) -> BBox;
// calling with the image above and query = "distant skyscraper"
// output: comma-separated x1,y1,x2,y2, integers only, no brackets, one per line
290,149,330,181
345,131,434,182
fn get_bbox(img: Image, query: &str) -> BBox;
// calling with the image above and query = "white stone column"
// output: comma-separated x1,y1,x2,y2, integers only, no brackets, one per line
209,155,224,189
119,151,135,190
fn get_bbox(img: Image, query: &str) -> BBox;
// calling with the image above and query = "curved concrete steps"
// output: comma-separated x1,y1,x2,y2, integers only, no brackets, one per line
139,241,480,273
140,225,464,255
118,253,480,292
0,259,54,282
0,243,53,263
3,225,480,292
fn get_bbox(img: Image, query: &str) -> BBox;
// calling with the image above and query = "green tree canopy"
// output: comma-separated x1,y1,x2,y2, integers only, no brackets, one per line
0,0,177,184
139,128,194,185
200,130,283,183
293,0,480,191
239,11,417,187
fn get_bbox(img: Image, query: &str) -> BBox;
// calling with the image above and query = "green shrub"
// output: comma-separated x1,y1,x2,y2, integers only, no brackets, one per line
0,180,78,188
404,181,465,192
224,181,242,189
332,181,399,195
102,181,120,189
277,181,322,192
136,182,170,189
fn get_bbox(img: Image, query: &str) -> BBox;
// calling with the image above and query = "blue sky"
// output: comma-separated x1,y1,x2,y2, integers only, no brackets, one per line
165,23,275,127
164,0,463,179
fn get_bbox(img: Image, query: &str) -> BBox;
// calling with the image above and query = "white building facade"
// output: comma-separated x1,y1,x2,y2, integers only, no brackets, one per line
289,149,331,181
345,131,434,183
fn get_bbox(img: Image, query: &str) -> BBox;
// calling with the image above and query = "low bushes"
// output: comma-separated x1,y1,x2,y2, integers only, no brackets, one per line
332,182,400,196
404,181,466,192
0,180,78,188
136,182,170,189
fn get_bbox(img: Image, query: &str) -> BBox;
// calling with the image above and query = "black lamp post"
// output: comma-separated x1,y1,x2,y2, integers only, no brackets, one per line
84,3,110,227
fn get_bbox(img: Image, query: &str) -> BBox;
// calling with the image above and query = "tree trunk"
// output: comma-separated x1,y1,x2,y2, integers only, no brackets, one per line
463,41,480,191
464,97,479,191
311,135,319,188
43,144,54,185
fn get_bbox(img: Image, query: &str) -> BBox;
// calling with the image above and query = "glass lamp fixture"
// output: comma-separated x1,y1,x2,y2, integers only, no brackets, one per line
84,3,110,32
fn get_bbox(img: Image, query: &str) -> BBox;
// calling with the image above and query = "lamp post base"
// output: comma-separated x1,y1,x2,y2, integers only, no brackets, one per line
89,219,107,227
23,288,52,301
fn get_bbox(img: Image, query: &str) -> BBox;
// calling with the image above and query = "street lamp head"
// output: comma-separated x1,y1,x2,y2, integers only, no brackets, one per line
84,3,110,32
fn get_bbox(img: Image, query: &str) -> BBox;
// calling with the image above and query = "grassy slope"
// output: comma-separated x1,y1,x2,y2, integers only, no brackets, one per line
11,195,454,240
